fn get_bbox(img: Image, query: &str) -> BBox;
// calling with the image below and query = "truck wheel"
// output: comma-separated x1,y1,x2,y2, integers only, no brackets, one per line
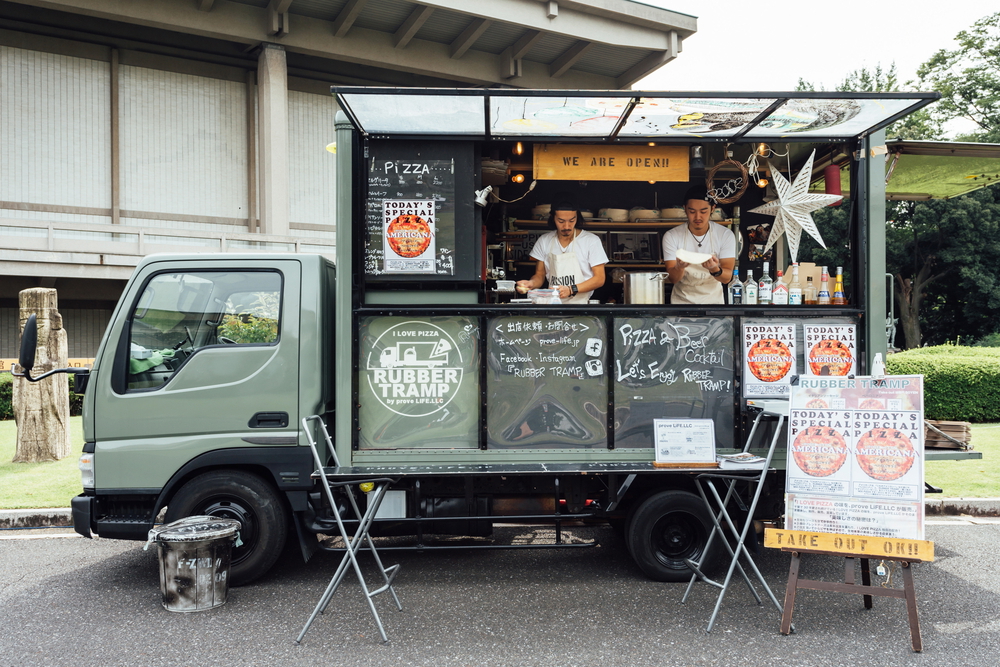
626,490,715,582
164,471,288,586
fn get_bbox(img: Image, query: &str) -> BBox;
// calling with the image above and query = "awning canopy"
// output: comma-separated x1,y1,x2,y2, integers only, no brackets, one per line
883,140,1000,200
334,88,939,143
811,140,1000,200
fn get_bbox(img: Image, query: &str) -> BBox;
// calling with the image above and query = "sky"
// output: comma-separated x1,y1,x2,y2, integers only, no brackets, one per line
636,1,989,95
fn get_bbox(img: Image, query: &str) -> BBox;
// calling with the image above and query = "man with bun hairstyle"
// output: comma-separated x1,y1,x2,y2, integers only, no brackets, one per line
662,184,736,304
516,202,608,304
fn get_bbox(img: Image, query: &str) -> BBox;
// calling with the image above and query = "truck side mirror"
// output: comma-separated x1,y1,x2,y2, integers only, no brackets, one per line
18,313,37,374
14,312,90,391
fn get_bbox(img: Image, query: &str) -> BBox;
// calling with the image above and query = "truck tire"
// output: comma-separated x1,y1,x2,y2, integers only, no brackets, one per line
626,490,715,582
164,470,288,586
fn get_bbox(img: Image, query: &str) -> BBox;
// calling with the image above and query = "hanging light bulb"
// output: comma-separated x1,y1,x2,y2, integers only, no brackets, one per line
513,142,524,156
757,177,769,188
757,143,769,157
511,173,525,184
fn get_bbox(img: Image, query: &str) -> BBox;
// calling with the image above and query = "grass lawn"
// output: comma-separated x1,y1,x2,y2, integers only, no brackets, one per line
0,417,997,510
925,424,1000,497
0,417,84,509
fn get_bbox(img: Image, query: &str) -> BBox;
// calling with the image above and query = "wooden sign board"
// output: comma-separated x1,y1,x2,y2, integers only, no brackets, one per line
765,528,934,562
533,144,689,182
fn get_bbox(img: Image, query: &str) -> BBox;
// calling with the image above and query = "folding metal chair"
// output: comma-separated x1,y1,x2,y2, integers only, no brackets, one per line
296,415,402,644
681,404,787,633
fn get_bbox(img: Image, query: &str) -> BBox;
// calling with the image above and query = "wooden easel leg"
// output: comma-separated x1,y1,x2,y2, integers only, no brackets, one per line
860,558,873,609
780,551,801,635
901,562,922,652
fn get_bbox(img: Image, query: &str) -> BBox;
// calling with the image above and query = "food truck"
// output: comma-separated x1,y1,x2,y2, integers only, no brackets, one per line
17,88,949,586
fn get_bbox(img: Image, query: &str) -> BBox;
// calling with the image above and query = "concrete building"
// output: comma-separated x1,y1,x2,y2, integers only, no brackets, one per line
0,0,696,364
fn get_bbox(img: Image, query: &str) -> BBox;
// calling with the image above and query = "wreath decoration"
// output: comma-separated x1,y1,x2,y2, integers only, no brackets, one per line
706,158,749,205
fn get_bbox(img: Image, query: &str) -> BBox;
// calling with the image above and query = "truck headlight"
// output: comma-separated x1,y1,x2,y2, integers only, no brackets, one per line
78,453,95,489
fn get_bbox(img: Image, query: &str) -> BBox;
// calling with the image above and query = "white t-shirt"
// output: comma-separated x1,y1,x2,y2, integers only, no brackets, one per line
530,229,609,302
662,222,737,304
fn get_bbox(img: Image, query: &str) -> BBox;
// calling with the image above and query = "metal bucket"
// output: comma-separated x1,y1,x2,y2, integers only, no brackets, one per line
624,272,667,304
146,516,242,612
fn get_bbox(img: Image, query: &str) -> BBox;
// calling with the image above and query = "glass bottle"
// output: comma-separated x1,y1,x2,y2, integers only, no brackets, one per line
818,265,831,305
728,267,743,304
803,276,818,305
744,269,758,305
832,266,847,305
772,270,788,305
758,261,773,305
788,263,803,305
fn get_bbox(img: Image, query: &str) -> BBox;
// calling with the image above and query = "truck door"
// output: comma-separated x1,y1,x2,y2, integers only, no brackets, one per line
92,261,301,490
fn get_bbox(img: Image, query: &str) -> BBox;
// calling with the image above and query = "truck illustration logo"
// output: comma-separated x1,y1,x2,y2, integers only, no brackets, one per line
379,339,452,368
367,321,464,417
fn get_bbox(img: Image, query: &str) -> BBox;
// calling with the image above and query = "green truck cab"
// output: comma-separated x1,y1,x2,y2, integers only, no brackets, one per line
17,88,960,586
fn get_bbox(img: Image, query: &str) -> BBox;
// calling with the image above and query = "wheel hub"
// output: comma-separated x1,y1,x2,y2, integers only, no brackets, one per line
201,499,257,565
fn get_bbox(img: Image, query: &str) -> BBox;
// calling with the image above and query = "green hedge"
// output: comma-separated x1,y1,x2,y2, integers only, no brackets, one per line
0,374,10,420
0,373,83,420
886,345,1000,422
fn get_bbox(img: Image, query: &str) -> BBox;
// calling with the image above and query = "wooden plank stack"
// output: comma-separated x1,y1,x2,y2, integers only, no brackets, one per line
924,420,973,449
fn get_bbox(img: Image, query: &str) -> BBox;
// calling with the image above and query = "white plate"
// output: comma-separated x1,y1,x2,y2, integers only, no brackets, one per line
676,248,713,265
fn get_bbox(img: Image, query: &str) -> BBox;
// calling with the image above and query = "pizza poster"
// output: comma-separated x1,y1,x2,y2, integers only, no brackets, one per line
803,324,856,376
383,200,436,273
785,375,925,540
742,324,796,397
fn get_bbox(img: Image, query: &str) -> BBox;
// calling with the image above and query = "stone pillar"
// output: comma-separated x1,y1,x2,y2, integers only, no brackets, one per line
13,288,72,462
257,43,290,236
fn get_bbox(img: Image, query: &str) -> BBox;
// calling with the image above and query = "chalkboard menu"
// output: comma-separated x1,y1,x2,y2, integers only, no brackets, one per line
613,316,735,449
364,140,478,282
357,315,481,449
487,315,608,448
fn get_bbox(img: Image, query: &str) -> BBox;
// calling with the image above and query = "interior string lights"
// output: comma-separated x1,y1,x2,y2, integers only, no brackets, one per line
746,142,789,188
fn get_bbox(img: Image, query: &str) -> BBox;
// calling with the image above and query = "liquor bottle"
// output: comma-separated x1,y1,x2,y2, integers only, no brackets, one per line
803,276,818,305
728,267,743,304
832,266,847,305
818,265,831,305
788,263,803,305
772,270,788,305
744,269,758,304
758,261,773,305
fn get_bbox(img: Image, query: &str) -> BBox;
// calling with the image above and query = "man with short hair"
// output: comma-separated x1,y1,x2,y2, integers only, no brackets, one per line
662,185,736,304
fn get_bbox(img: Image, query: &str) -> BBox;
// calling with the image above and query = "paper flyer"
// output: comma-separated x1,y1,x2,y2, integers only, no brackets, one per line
742,323,796,397
383,200,436,273
803,324,856,376
785,375,925,540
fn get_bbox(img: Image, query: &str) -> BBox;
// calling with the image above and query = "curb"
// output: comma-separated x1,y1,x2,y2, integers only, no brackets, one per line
925,498,1000,517
0,508,74,530
4,500,1000,530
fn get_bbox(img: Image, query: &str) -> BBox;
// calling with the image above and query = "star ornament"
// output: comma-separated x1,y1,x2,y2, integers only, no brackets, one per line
748,150,842,262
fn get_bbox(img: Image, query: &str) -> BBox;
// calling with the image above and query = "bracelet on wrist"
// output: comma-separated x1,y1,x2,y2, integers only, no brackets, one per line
710,268,723,277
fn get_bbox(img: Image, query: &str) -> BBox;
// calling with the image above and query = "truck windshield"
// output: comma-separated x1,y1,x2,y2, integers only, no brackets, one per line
127,270,282,390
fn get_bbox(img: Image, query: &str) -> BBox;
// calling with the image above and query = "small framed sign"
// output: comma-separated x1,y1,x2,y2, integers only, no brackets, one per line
653,418,717,467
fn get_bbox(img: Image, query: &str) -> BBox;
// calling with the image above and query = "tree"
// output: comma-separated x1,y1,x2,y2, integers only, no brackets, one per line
917,12,1000,143
888,188,1000,348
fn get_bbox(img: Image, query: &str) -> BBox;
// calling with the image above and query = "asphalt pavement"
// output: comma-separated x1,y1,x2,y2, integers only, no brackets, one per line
1,520,999,667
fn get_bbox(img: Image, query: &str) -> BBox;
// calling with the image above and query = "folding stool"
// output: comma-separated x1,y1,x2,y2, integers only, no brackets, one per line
296,415,402,644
